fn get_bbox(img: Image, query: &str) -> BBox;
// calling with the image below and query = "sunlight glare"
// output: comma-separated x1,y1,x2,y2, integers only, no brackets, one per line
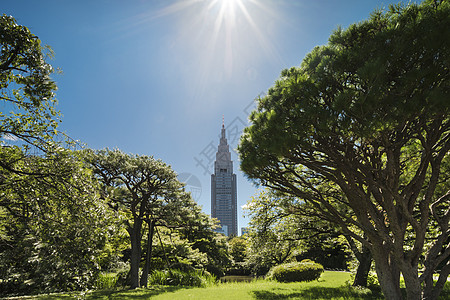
132,0,282,103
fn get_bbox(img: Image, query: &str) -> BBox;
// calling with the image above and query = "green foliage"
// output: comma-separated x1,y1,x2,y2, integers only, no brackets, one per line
164,213,229,276
0,14,60,150
148,226,209,271
244,189,349,276
296,238,350,270
148,269,216,287
238,1,450,299
244,190,301,276
267,261,324,283
94,273,119,290
85,148,220,289
349,272,380,288
0,15,117,296
228,236,248,263
0,148,113,295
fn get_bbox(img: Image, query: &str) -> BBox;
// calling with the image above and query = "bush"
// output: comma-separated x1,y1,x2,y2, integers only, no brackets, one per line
267,261,324,282
169,262,196,273
227,262,251,276
206,264,225,278
148,268,216,287
114,269,130,288
296,243,350,270
94,272,118,289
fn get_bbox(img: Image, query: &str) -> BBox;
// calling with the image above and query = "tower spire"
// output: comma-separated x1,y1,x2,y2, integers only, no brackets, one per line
221,115,226,139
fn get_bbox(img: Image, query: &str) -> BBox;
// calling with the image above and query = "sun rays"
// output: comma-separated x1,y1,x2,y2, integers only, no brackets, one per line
142,0,282,100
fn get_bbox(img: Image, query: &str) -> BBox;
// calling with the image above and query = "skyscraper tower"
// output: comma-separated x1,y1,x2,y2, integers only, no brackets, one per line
211,121,238,236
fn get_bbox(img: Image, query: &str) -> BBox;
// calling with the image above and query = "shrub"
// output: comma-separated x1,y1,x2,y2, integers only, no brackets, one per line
169,262,196,273
300,259,315,264
267,261,324,282
296,243,350,270
206,264,225,278
114,269,130,288
94,272,118,289
148,268,216,287
227,262,251,276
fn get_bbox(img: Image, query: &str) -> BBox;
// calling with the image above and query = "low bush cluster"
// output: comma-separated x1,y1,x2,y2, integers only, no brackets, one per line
95,272,118,290
267,260,324,283
148,268,216,287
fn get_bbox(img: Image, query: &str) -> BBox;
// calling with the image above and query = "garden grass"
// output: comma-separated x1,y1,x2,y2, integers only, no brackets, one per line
150,271,383,300
14,271,450,299
16,271,381,300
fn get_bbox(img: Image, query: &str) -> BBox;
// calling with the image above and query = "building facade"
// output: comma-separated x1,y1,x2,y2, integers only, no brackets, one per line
211,123,238,236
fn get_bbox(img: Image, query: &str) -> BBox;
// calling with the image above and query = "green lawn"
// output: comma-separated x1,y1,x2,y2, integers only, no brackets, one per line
150,271,383,300
23,271,386,300
16,271,450,300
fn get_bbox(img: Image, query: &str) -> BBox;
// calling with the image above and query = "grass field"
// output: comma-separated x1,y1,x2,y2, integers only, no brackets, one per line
149,271,383,300
19,271,388,300
10,271,450,300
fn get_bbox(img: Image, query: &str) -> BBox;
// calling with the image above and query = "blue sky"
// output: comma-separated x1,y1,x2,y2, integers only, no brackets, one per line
3,0,415,232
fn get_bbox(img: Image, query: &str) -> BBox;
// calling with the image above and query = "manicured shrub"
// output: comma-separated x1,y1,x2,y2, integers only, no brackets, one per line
267,261,324,282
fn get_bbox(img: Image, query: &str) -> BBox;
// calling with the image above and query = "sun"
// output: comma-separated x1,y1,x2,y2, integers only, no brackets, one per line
217,0,241,17
140,0,281,99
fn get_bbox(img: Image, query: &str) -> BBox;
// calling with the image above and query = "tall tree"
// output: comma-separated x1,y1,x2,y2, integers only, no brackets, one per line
0,16,110,295
238,1,449,299
85,149,200,289
0,14,59,152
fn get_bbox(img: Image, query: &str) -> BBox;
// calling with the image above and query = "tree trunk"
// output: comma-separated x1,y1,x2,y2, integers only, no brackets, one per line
422,237,450,300
352,244,372,287
371,243,403,300
128,218,143,289
402,265,422,300
343,233,372,287
423,269,450,300
140,220,155,287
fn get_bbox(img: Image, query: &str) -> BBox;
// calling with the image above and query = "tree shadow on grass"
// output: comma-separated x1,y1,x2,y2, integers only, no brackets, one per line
88,286,188,300
34,286,187,300
251,286,384,300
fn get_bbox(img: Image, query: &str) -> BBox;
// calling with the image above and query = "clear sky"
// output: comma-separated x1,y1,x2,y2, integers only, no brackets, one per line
3,0,416,233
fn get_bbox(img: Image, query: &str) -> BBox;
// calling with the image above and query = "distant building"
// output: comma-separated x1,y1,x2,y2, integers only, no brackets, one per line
211,122,238,236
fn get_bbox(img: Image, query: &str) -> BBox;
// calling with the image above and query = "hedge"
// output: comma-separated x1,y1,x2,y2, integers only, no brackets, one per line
266,261,324,282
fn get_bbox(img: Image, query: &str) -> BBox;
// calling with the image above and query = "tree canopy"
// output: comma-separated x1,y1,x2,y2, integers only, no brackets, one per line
0,148,111,294
0,15,113,296
238,1,449,300
85,149,218,289
0,14,59,151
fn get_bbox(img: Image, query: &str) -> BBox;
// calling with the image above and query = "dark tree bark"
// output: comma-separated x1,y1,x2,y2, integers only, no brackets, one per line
343,233,373,287
140,220,155,287
371,242,402,300
128,217,143,289
352,244,372,287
